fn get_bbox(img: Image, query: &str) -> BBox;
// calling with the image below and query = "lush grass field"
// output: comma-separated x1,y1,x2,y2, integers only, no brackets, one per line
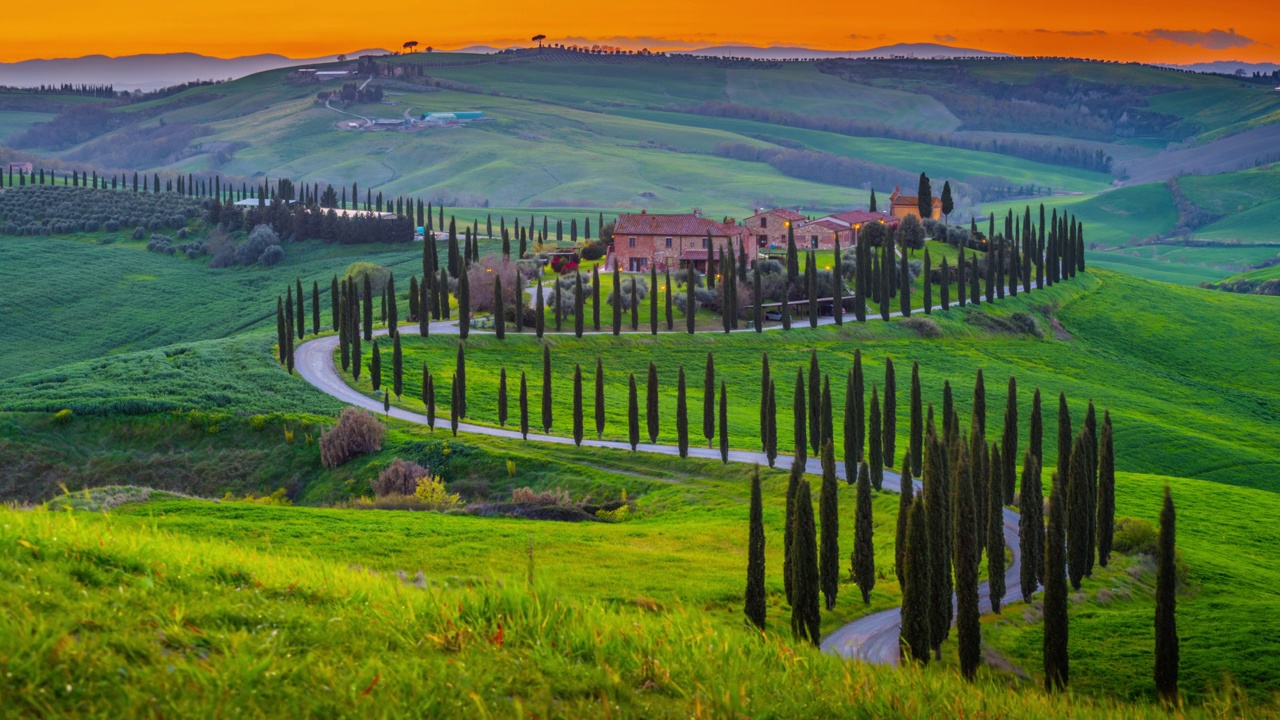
1082,252,1231,285
2,501,1203,718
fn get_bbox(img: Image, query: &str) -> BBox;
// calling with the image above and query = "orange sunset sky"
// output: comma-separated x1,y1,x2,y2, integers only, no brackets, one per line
5,0,1278,64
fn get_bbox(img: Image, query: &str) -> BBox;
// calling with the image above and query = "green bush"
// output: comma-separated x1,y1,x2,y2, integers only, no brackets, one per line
51,409,73,425
1113,516,1158,556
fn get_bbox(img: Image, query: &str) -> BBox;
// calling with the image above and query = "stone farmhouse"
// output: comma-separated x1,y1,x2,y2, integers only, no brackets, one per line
888,185,942,220
743,208,807,249
609,211,748,273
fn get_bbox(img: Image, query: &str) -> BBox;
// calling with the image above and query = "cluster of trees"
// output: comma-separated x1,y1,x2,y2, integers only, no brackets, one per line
334,82,384,105
0,83,117,97
690,101,1113,174
0,185,203,236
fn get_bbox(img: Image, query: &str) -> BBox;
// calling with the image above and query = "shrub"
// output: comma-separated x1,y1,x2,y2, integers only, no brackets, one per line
1113,516,1159,556
374,458,431,498
413,476,462,511
899,316,943,338
52,409,73,425
511,487,573,506
342,261,391,295
234,224,280,266
607,276,649,309
1009,311,1044,339
258,244,284,266
581,241,607,260
319,408,386,468
131,227,146,240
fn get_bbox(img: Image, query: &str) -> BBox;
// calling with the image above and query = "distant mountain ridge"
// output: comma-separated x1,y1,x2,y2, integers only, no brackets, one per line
1162,60,1280,76
0,50,388,91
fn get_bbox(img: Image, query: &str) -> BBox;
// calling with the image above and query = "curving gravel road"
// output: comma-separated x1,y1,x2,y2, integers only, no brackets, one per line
295,315,1030,667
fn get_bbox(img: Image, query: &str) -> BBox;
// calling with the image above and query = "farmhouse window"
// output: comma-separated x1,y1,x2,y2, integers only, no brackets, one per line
811,236,818,247
701,238,708,248
665,237,672,248
761,217,767,228
629,237,636,247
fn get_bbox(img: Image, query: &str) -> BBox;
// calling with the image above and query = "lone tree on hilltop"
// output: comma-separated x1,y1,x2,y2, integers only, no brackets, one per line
532,34,546,48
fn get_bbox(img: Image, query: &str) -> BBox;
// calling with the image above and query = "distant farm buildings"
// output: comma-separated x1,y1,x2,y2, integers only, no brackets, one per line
232,198,397,220
888,185,942,220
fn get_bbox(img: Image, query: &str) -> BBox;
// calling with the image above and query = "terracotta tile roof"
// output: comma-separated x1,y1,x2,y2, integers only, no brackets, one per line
805,220,846,232
890,194,942,208
748,208,806,222
614,213,735,237
679,249,709,261
826,210,896,225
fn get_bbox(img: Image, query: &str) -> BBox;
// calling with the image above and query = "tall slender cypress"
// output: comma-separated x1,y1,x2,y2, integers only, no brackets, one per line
296,278,305,339
592,265,602,332
627,373,640,451
1155,486,1180,705
519,372,529,440
883,358,897,469
953,443,982,680
1043,479,1069,692
494,275,506,340
820,375,833,450
869,384,883,491
789,480,821,646
572,364,584,446
704,353,716,448
497,367,508,427
363,275,373,341
808,351,821,457
852,350,865,463
987,442,1006,613
765,380,778,468
392,334,403,399
312,280,321,335
1097,411,1116,568
665,267,675,331
843,368,858,483
1019,448,1044,600
646,361,659,443
331,276,341,332
629,277,639,331
1084,400,1099,577
1066,431,1091,590
924,425,953,656
784,460,802,604
893,410,910,581
909,362,923,477
793,369,808,465
424,365,435,431
676,365,689,457
900,496,932,664
371,340,382,392
852,461,875,603
1057,392,1072,496
685,265,696,335
1002,376,1018,504
535,277,545,338
819,439,840,610
612,264,622,335
718,381,729,464
455,344,467,417
745,467,767,630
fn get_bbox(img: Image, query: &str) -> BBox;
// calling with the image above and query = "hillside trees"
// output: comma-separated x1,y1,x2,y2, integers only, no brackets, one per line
745,466,767,629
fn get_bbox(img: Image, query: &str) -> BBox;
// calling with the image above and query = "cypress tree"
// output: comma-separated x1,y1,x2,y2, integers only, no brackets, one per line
331,276,341,332
1066,431,1091,590
450,374,460,436
498,367,508,427
808,351,821,456
789,480,821,646
1031,387,1044,474
953,444,982,680
363,275,373,340
922,248,932,314
612,264,622,335
595,357,606,440
574,270,585,337
987,442,1006,614
745,466,767,630
942,380,957,448
899,242,911,317
352,314,362,381
338,290,350,371
1155,485,1180,705
455,344,467,418
893,419,910,582
1097,411,1116,568
649,265,658,336
419,275,430,337
1019,448,1044,601
753,265,764,331
883,358,897,469
759,353,772,452
676,365,689,457
784,460,802,604
925,425,952,656
869,384,883,491
553,276,563,333
541,345,552,432
386,273,398,335
807,252,819,328
1043,479,1070,692
666,268,675,331
294,280,305,339
833,236,844,325
629,277,639,331
940,256,950,311
819,439,840,610
972,369,987,440
843,368,857,483
285,286,295,348
1002,376,1018,504
535,276,545,338
704,352,716,449
627,373,639,451
1085,400,1099,577
766,379,779,467
392,334,403,399
900,496,932,665
957,247,967,308
572,364,584,446
909,362,923,477
494,275,505,340
719,380,729,464
312,281,321,335
852,461,875,603
793,369,808,465
276,296,287,364
370,341,382,392
1057,392,1072,496
685,265,697,335
646,361,659,443
519,371,529,440
852,350,865,463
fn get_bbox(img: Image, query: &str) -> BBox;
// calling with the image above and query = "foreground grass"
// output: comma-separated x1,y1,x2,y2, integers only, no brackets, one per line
0,506,1236,718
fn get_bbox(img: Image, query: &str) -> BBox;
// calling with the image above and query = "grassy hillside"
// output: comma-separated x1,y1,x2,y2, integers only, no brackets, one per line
3,502,1208,718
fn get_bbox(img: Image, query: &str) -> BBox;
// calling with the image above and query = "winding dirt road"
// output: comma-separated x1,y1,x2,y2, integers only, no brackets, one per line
295,316,1029,666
